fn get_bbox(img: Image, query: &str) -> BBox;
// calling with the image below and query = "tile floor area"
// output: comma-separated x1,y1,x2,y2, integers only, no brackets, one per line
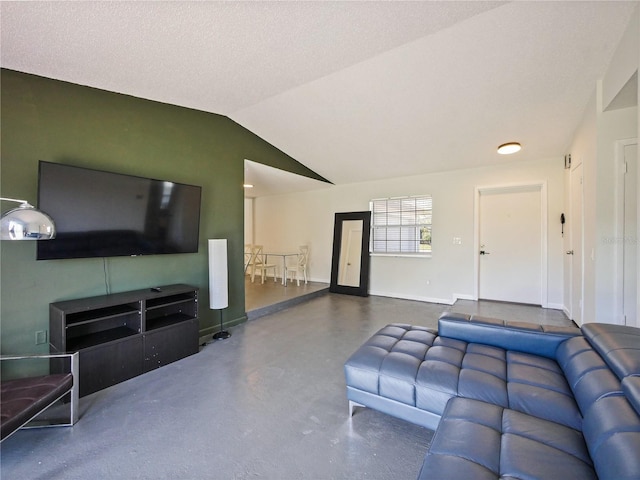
1,293,573,480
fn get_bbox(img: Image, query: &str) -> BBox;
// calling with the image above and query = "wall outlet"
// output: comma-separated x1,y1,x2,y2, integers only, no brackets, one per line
35,330,47,345
453,236,462,245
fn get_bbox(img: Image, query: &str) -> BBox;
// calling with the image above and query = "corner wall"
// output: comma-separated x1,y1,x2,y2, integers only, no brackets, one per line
567,3,639,325
595,103,638,323
0,69,314,354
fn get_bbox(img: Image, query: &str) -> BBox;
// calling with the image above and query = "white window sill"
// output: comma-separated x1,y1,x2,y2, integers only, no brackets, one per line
371,253,432,259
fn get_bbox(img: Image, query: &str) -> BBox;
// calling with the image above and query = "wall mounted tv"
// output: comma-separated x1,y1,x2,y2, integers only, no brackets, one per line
37,161,202,260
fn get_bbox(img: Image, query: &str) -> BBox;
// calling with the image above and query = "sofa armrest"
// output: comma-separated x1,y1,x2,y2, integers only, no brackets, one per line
438,313,581,359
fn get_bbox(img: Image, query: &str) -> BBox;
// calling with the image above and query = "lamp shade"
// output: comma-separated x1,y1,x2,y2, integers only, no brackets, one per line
208,239,228,309
0,202,56,240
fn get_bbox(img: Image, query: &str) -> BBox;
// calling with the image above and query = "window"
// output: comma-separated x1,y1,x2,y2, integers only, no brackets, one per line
370,195,432,254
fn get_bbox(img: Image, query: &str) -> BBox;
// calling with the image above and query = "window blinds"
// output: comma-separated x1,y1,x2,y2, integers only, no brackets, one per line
370,196,432,254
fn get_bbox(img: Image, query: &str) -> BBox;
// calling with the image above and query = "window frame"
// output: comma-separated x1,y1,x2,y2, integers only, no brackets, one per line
369,195,432,257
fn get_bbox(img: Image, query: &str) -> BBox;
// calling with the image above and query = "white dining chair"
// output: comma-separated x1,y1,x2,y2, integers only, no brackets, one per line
250,245,278,284
244,244,254,275
284,245,309,286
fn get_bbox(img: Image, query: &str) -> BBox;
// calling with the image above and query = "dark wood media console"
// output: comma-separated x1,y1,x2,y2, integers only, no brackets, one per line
50,284,199,397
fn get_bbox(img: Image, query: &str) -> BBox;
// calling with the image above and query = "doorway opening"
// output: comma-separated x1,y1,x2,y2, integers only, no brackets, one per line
243,160,331,317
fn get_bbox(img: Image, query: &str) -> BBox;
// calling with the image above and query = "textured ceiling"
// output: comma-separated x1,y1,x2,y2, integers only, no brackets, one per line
1,1,638,190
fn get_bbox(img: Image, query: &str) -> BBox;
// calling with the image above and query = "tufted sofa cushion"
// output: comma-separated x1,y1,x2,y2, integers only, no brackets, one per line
582,323,640,379
417,397,597,480
344,323,582,430
345,324,441,428
556,335,624,416
567,324,640,479
624,376,640,414
0,373,73,440
581,392,640,479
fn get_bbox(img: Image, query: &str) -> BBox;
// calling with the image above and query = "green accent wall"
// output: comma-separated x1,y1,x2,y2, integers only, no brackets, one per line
0,69,326,355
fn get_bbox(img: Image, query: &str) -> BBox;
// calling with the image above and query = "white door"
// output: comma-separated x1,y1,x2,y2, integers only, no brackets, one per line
478,186,543,305
623,143,638,326
570,162,584,325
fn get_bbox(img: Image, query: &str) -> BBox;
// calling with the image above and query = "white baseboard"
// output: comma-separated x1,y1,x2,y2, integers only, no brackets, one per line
452,293,476,302
325,285,569,315
369,290,455,305
545,303,565,311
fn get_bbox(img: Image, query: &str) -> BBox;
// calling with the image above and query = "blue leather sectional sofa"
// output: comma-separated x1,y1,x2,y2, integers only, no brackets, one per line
344,313,640,479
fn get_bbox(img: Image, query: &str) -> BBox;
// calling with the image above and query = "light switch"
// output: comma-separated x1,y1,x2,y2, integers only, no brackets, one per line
453,237,462,245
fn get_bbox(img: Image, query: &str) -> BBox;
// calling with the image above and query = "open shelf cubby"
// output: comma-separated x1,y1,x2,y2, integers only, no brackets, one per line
146,293,195,310
66,304,139,326
67,326,139,351
50,284,199,397
145,291,197,332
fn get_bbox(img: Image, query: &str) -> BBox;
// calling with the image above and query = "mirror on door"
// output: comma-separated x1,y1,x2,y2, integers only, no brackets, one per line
330,211,371,296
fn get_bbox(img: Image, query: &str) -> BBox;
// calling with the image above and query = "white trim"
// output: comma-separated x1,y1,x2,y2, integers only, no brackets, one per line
370,253,431,259
452,293,476,302
545,302,566,311
368,291,480,305
369,290,455,305
569,161,585,325
613,138,638,326
474,181,548,307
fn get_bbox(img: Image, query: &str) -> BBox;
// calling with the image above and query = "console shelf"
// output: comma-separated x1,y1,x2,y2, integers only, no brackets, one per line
147,294,194,310
50,284,199,397
146,313,194,331
66,304,139,326
67,327,139,351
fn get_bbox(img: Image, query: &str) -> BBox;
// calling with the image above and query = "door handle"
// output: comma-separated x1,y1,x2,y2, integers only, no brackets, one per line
566,250,574,255
479,250,490,255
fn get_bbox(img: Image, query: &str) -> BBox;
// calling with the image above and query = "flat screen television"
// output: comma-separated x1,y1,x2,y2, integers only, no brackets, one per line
37,161,202,260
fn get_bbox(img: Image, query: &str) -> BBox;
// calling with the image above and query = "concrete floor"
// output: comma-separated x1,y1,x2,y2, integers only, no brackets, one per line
1,294,572,480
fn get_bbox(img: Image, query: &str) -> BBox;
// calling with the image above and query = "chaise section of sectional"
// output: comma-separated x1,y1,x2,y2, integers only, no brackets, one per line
344,314,582,431
418,397,598,480
344,324,442,429
345,314,640,479
416,321,640,480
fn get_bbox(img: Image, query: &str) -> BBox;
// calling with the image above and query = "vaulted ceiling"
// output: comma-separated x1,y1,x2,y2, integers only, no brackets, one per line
1,1,637,191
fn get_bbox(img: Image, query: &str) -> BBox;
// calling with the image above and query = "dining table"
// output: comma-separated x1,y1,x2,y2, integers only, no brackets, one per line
264,252,300,286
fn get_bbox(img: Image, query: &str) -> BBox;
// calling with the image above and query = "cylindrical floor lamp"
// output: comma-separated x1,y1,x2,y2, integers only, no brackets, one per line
208,239,230,340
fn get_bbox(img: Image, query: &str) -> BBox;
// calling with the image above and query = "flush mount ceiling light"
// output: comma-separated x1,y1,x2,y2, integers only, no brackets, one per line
497,142,522,155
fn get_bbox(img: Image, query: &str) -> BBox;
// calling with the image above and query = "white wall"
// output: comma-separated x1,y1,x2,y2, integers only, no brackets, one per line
254,157,565,307
244,197,254,245
602,5,638,111
565,92,597,323
567,99,638,324
568,3,639,325
595,103,638,323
